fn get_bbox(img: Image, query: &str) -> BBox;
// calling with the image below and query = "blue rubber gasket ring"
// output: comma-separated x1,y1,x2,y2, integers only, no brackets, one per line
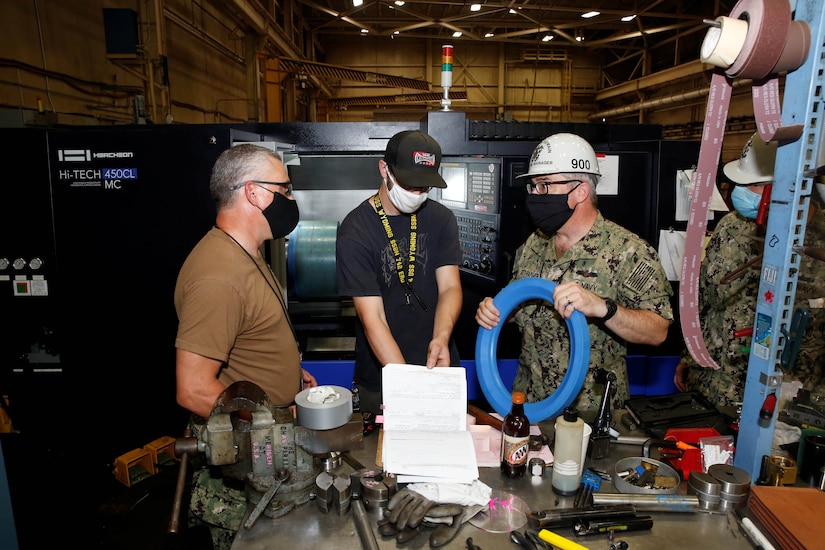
475,277,590,423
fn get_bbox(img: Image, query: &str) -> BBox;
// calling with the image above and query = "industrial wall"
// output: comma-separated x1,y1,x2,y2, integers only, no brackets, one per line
0,0,255,125
0,0,763,162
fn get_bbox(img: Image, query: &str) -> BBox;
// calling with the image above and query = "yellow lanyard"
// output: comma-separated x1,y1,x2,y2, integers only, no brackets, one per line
374,195,426,310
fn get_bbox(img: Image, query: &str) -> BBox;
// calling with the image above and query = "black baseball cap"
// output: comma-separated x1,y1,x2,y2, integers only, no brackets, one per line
384,130,447,189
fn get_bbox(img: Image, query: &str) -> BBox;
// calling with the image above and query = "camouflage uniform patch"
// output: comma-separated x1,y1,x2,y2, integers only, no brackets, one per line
682,208,825,407
510,214,673,411
186,415,248,550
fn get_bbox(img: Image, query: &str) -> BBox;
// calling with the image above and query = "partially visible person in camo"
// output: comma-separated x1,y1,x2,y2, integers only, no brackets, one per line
675,133,825,408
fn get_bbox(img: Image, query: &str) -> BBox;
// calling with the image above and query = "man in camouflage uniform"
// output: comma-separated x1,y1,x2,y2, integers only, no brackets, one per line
476,133,673,412
676,134,825,407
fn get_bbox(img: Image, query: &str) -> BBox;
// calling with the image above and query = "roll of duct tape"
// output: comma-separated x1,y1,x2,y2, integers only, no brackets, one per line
701,16,748,68
295,385,353,430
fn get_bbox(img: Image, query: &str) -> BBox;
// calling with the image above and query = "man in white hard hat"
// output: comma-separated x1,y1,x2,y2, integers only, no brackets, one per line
475,133,673,411
675,132,825,407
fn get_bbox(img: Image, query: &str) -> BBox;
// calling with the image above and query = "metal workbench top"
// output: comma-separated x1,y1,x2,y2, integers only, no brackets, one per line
231,412,752,550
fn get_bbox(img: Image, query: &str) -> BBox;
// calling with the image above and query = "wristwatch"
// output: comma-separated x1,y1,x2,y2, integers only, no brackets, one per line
602,298,618,322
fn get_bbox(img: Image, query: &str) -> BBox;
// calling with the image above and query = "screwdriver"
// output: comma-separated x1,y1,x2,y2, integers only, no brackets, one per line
538,528,591,550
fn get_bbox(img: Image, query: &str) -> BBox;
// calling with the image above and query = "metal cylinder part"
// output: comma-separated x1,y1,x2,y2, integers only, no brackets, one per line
351,498,380,550
686,471,722,510
591,493,699,512
612,435,650,446
707,464,751,494
708,463,751,511
359,471,397,511
318,451,343,472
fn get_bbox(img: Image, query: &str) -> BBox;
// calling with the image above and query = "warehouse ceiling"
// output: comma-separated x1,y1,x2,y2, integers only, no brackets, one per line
298,0,736,84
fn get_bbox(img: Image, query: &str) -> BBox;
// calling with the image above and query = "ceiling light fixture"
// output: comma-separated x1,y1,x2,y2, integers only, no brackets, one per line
394,0,405,5
621,14,637,22
581,11,599,19
485,32,494,38
542,35,553,42
360,28,369,34
470,3,481,12
508,9,517,14
353,0,363,6
452,31,463,38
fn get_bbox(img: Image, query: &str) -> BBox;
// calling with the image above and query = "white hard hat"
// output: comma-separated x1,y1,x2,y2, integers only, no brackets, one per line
723,133,777,185
516,133,601,179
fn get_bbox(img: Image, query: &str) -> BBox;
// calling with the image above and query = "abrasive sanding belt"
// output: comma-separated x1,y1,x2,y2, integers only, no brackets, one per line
680,0,809,369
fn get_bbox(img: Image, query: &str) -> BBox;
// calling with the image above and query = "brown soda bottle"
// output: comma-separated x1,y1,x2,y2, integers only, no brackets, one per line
500,391,530,478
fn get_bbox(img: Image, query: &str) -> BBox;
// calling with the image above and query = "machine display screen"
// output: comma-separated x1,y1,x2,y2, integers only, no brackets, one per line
439,163,468,209
437,158,500,213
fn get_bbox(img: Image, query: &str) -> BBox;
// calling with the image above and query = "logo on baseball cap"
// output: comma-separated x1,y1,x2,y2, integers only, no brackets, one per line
384,130,447,189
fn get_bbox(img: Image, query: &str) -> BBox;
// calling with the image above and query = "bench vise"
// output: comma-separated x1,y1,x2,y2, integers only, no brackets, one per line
174,380,363,526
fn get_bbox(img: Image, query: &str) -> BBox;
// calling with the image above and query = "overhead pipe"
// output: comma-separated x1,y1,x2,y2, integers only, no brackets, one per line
589,77,753,121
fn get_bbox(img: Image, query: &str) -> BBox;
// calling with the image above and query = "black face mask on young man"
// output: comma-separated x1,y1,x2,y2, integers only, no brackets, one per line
260,192,300,239
525,184,580,235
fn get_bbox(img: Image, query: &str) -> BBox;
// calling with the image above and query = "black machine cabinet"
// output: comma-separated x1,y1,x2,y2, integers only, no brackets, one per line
0,129,60,433
0,125,257,454
1,125,250,544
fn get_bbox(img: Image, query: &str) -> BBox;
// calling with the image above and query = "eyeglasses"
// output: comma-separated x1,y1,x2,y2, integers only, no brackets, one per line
229,180,293,197
526,179,582,195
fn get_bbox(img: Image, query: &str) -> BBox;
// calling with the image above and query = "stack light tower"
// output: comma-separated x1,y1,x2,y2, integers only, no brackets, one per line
440,44,453,111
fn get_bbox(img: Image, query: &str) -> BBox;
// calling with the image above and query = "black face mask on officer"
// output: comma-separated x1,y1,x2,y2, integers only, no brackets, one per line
260,192,300,239
525,183,580,235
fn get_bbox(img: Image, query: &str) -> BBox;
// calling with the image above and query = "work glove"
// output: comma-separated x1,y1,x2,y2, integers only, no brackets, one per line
379,488,466,547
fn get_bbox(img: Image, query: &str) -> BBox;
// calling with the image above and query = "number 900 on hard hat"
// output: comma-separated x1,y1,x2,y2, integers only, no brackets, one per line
516,133,602,179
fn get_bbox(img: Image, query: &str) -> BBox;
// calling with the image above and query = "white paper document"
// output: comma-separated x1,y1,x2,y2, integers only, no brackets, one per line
381,363,479,484
658,229,686,282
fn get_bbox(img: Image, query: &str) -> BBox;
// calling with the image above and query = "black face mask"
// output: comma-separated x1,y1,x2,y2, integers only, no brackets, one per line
260,192,300,239
525,184,580,235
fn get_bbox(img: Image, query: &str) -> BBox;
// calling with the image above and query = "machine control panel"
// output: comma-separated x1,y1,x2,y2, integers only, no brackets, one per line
454,211,498,276
435,157,503,285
